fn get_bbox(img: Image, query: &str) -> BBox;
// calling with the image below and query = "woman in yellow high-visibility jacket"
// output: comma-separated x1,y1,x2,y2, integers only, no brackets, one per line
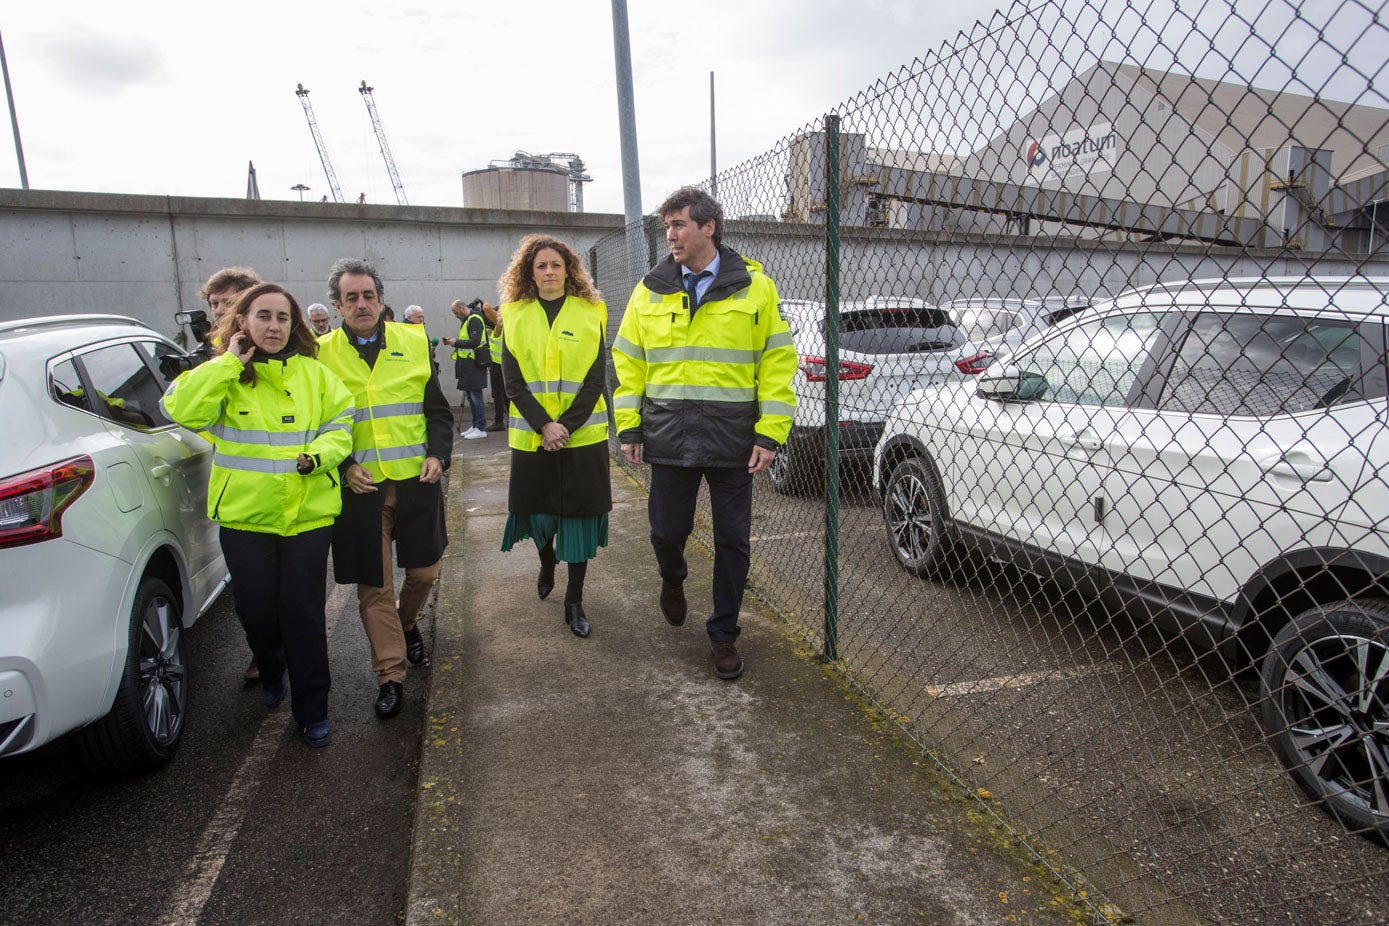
162,282,355,748
496,235,612,638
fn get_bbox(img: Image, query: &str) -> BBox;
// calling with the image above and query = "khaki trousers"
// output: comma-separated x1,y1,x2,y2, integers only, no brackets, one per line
357,482,441,685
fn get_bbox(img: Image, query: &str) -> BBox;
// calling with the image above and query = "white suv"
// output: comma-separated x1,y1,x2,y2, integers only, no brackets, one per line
770,296,988,494
874,277,1389,837
0,315,228,771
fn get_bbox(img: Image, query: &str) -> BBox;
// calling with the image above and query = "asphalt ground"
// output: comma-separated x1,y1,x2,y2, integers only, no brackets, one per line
406,433,1086,926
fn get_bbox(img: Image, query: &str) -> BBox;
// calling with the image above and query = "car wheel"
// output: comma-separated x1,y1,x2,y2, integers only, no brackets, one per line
882,455,951,578
767,434,824,496
1259,599,1389,841
76,576,188,773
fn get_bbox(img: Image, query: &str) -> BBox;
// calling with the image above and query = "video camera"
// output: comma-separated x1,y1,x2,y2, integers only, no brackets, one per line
467,298,485,312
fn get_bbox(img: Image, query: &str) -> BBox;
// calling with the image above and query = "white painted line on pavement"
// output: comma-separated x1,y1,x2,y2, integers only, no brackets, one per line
161,579,354,926
924,663,1120,699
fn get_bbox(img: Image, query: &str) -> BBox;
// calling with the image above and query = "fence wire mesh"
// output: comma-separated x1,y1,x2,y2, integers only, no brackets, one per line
591,0,1389,922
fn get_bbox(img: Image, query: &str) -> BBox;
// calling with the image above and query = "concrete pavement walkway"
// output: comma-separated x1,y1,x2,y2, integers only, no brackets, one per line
405,437,1082,926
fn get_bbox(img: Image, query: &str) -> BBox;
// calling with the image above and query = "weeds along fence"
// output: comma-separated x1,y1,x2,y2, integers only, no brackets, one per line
589,0,1389,922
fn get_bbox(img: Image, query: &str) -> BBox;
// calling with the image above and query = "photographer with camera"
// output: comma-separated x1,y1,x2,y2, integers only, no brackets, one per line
444,298,492,439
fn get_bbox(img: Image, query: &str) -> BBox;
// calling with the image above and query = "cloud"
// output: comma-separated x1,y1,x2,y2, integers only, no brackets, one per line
41,27,168,97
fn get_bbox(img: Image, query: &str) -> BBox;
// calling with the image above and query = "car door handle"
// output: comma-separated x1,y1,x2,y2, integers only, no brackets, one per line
1059,429,1103,453
150,462,172,484
1263,457,1333,483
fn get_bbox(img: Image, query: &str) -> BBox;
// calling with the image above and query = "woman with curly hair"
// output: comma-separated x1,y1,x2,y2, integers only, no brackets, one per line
496,235,612,638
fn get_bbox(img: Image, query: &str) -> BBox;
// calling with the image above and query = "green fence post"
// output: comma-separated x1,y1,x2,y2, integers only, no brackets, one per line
823,113,841,662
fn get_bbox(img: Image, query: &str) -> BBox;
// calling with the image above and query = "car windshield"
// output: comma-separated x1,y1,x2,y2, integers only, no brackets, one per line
839,308,965,353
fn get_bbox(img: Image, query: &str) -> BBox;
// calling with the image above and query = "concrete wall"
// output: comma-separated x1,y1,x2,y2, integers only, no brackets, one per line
0,187,624,348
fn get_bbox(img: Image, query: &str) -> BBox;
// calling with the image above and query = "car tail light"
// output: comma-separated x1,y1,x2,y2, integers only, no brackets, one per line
954,352,991,375
0,456,95,549
800,355,874,382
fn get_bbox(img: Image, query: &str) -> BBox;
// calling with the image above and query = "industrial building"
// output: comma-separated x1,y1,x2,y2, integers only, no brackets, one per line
786,61,1389,253
462,151,593,212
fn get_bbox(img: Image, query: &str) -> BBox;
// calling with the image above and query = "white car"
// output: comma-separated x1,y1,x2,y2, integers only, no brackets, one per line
944,296,1091,363
874,277,1389,837
0,315,228,771
769,296,988,494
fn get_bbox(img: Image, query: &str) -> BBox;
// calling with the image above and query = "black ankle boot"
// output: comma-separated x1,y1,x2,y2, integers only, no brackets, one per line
564,602,590,637
537,555,556,600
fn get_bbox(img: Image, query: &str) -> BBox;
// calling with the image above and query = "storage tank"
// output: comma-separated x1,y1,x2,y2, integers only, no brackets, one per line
462,166,569,212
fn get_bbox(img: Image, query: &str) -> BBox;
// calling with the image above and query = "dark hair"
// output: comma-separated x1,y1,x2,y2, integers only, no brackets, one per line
658,186,724,249
198,266,262,302
213,282,319,385
498,235,601,304
327,258,385,304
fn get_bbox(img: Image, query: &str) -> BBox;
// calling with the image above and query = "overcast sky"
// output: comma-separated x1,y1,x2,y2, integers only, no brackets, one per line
1,0,1379,215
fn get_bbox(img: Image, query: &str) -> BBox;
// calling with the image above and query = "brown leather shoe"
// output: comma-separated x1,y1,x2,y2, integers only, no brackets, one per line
242,656,260,684
711,640,744,680
659,582,686,626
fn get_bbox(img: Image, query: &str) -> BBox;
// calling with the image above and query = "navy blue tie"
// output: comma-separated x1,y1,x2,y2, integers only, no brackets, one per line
685,270,710,310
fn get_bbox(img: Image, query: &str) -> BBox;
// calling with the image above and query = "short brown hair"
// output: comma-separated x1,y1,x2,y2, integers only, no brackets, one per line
658,187,723,249
198,266,262,302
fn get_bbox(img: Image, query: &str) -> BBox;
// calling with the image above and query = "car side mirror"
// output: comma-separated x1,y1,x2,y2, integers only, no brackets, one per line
977,365,1048,401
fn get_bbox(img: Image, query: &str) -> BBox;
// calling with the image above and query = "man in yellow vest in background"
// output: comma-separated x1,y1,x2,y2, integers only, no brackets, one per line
318,258,455,718
612,187,797,681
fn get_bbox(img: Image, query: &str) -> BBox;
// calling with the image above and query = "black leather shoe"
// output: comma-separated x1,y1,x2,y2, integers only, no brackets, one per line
486,422,505,431
564,602,590,638
659,582,687,626
374,681,403,718
537,559,556,600
404,625,425,665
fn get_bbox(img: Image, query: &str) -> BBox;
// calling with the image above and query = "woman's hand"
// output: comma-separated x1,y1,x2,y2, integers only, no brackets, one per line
296,453,315,475
228,331,255,365
540,421,569,452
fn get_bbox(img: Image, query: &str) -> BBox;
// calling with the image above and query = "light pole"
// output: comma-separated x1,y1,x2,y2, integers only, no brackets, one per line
291,183,310,201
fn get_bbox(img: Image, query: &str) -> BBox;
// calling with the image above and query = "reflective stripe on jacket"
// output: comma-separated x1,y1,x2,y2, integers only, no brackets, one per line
612,251,796,466
503,296,609,452
317,322,433,482
160,351,355,535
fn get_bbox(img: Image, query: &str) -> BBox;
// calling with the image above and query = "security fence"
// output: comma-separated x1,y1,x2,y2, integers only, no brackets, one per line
589,0,1389,922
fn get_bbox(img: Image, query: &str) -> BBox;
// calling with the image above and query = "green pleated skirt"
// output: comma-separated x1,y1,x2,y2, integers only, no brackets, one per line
501,512,609,563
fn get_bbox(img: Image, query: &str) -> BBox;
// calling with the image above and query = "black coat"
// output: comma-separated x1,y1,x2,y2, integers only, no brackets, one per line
453,313,490,391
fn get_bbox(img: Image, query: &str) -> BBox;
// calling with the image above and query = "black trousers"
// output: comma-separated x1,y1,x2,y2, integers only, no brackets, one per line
648,464,752,642
220,525,332,727
488,363,505,425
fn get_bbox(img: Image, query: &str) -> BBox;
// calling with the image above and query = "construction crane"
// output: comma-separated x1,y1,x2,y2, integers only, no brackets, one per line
358,81,407,206
295,83,343,204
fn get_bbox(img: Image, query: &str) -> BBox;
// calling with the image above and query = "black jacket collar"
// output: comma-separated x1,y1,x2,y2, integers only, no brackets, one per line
642,244,751,305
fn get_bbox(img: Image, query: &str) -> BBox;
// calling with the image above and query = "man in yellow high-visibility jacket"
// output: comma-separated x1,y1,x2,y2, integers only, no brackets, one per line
612,187,797,681
318,258,455,719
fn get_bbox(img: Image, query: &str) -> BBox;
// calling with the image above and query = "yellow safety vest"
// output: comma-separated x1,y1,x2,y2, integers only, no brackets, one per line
502,296,608,452
318,323,433,482
450,313,487,362
160,351,355,535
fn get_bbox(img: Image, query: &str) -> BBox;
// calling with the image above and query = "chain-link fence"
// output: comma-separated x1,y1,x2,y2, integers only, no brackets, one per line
589,0,1389,922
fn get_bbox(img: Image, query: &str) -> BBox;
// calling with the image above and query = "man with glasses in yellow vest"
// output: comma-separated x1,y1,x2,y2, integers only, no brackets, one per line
318,258,454,718
612,187,797,681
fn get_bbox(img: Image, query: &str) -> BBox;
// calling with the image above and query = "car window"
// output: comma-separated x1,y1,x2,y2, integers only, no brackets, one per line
78,343,174,428
1017,312,1164,407
142,340,193,390
959,308,1025,342
1157,313,1386,416
840,309,965,354
50,358,96,413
